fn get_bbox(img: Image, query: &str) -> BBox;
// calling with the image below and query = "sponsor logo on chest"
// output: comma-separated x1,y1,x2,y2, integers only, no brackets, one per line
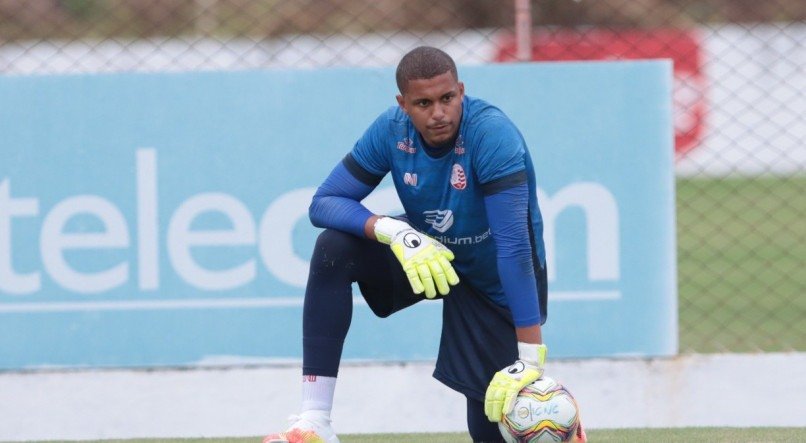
454,134,465,155
423,209,454,233
396,137,416,154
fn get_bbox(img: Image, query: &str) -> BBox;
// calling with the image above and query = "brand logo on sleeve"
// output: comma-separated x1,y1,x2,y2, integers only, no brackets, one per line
450,163,466,190
423,209,454,233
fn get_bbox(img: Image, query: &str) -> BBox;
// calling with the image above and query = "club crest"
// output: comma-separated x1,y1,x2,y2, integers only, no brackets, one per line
450,163,467,190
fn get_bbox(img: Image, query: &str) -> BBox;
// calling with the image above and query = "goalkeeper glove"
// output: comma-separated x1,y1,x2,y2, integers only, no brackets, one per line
484,342,547,422
373,217,460,299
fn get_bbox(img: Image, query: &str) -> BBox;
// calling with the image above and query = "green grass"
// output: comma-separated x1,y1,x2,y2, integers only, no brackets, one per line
676,176,806,352
25,427,806,442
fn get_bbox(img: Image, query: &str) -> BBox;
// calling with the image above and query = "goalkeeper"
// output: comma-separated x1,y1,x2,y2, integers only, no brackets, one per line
266,46,583,443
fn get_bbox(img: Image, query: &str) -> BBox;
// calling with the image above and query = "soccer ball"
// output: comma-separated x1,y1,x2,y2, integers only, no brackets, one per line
498,377,581,442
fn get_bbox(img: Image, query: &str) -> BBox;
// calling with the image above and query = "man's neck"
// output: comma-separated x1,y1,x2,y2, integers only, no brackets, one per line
421,133,457,158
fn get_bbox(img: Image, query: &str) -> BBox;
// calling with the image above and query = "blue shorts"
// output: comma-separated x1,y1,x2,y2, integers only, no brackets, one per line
357,239,548,401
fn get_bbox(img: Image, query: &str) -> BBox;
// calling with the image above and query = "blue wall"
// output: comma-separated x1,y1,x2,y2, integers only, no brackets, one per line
0,61,675,369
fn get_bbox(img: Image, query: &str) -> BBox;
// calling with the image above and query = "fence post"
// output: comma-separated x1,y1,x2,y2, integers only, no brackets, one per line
515,0,532,61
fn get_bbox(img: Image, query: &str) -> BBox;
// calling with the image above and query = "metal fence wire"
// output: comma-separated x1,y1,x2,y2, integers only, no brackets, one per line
1,0,804,353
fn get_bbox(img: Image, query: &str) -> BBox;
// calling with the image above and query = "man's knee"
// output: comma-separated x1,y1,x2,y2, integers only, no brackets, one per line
315,228,361,251
311,229,362,268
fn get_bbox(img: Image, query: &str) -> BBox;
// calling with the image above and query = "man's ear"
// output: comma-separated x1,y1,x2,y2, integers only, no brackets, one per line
396,94,408,114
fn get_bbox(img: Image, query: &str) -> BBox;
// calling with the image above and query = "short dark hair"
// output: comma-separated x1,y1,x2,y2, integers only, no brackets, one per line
395,46,458,93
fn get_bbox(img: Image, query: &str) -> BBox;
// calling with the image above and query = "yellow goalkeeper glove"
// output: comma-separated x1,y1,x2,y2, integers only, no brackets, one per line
484,342,547,422
373,217,460,299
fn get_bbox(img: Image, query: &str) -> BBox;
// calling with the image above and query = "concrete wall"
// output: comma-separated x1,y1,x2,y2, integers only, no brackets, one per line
1,353,803,441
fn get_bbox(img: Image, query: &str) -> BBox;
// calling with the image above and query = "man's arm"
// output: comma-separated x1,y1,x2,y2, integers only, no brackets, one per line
485,181,544,344
309,158,378,238
483,180,544,329
482,180,547,422
516,325,542,344
310,156,459,298
363,215,380,240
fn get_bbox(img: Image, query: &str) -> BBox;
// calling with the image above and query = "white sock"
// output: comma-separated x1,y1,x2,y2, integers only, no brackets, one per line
301,375,337,413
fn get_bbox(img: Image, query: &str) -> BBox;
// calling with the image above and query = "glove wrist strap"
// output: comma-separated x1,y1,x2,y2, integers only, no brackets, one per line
518,342,547,367
373,217,411,245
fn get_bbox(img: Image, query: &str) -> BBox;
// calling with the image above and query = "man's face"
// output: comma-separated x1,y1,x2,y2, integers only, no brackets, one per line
396,72,465,147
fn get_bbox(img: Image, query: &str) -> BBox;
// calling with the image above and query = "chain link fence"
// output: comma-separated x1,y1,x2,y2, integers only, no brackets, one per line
1,0,804,353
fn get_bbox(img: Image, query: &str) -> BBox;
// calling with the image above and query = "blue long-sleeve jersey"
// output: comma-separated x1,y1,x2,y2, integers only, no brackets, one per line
310,95,547,326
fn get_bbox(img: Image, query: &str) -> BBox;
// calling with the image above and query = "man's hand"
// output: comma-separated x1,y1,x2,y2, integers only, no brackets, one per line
373,217,460,298
484,343,547,422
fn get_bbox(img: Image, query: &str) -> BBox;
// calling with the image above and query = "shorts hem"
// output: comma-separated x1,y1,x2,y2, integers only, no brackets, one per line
432,369,486,401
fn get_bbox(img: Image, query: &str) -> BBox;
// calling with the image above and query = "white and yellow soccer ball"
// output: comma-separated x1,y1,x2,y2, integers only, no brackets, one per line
498,376,582,443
